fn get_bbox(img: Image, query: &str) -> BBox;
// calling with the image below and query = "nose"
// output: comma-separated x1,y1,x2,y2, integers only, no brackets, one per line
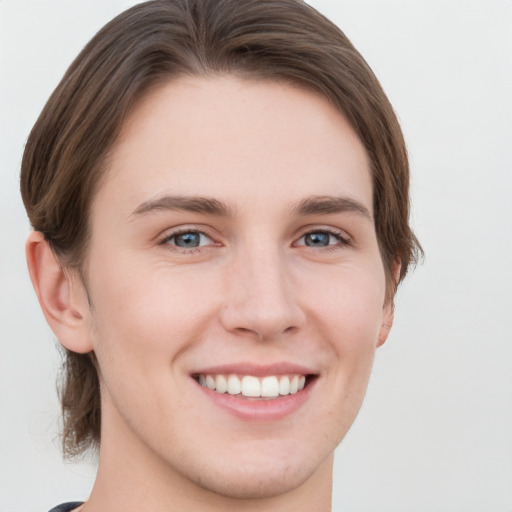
219,246,306,341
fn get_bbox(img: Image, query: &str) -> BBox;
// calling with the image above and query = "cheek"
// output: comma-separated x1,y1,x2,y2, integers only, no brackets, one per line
305,264,385,386
86,262,218,430
295,267,385,449
87,256,220,366
303,261,386,341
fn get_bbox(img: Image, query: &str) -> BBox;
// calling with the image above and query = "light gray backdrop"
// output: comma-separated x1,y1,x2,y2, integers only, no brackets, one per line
1,1,511,511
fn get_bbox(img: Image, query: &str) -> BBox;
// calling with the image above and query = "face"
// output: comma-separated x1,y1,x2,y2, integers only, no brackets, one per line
79,76,392,499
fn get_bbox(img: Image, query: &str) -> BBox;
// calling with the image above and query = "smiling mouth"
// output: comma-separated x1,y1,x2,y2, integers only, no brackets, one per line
194,373,314,399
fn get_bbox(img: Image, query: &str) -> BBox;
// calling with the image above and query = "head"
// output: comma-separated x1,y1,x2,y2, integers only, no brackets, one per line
21,0,421,499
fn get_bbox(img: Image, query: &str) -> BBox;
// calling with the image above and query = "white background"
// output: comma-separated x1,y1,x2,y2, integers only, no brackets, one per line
1,1,511,511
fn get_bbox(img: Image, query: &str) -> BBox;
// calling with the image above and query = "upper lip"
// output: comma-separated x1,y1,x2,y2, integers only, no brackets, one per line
191,362,318,377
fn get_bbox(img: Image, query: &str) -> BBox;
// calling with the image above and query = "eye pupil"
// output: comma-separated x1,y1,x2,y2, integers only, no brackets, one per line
175,232,201,247
305,232,330,247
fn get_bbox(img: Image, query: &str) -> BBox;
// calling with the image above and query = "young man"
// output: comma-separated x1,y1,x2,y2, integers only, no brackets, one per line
21,1,420,510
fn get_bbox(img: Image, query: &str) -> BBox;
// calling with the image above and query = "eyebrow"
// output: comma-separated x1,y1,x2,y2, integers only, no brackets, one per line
130,194,371,220
131,195,236,217
292,195,372,220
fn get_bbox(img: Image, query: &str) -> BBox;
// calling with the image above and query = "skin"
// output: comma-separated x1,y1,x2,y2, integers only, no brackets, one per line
27,76,394,512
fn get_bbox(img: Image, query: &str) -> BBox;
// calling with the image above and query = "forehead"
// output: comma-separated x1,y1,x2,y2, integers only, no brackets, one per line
97,75,372,217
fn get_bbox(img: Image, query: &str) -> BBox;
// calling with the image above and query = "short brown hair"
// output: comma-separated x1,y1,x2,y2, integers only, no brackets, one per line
21,0,422,457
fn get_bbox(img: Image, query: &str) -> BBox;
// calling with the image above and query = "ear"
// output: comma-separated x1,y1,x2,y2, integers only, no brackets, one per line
26,231,94,353
377,260,401,347
377,304,394,347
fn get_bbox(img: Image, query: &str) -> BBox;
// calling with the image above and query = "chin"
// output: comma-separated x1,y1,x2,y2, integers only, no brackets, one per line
167,436,336,501
186,457,327,500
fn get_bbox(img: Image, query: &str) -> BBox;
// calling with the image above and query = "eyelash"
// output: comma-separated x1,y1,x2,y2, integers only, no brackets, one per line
159,228,215,253
296,228,351,251
159,227,351,253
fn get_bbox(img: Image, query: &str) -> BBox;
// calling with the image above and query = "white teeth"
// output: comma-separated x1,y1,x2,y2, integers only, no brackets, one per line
206,375,216,389
290,375,299,394
278,376,290,395
215,374,227,394
197,373,308,398
242,376,261,397
261,376,279,397
227,374,242,395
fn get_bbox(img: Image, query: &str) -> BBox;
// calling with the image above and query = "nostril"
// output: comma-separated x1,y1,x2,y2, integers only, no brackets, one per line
230,325,298,342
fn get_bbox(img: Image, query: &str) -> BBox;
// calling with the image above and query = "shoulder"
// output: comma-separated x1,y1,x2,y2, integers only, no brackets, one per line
47,503,84,512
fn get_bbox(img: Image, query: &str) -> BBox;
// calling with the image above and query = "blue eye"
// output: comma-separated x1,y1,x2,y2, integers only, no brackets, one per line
298,230,347,248
304,232,332,247
164,231,213,249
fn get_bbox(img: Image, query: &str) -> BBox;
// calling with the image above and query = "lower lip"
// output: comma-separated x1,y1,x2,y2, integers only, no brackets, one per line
194,379,315,421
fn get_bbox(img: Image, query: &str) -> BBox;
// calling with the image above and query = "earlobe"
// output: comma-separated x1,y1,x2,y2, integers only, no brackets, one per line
377,259,400,347
377,305,394,347
25,231,93,354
